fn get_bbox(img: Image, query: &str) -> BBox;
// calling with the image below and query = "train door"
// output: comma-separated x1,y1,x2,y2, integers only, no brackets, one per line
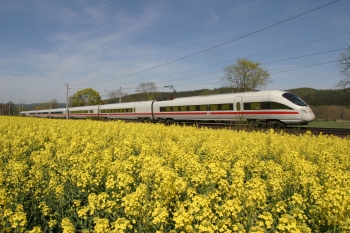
234,96,243,121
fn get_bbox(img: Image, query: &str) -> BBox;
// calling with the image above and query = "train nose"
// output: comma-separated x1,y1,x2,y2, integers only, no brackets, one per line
302,108,315,122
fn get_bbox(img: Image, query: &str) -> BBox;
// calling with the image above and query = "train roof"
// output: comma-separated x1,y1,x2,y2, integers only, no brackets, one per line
162,90,286,101
21,90,291,112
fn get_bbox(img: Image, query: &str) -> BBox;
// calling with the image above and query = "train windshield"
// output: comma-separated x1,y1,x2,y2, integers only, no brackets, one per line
282,93,308,106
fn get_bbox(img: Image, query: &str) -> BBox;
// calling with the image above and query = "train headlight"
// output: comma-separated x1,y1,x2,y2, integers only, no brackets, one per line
301,109,307,114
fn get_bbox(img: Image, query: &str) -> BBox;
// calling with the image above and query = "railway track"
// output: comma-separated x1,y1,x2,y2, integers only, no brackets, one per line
181,122,350,138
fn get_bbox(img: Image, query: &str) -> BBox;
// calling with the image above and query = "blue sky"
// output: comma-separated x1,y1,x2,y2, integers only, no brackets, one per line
1,0,349,104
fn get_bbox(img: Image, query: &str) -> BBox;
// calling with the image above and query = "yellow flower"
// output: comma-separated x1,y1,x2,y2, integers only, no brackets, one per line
28,226,42,233
258,211,273,229
38,202,51,216
94,217,110,233
61,218,75,233
1,116,350,232
112,217,131,232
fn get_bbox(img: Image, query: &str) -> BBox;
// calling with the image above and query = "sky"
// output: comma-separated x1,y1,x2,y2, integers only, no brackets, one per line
1,0,349,104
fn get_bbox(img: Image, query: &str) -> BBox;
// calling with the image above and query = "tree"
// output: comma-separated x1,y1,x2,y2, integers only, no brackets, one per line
1,101,17,115
69,88,102,107
105,89,128,102
135,82,158,93
135,82,158,100
221,58,271,92
335,46,350,89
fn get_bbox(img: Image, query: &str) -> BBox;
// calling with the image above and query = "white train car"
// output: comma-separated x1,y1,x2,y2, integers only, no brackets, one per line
20,90,315,126
98,101,152,120
20,108,67,118
152,90,314,126
69,105,98,119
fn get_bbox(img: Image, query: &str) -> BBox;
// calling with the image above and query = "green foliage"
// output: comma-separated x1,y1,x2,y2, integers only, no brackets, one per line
287,87,350,107
0,102,17,116
221,58,271,92
135,82,158,93
135,82,159,101
69,88,102,107
307,121,350,128
35,99,59,110
309,105,350,121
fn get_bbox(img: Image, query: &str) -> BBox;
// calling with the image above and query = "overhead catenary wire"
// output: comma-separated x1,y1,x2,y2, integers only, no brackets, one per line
269,60,338,74
26,1,343,103
262,48,345,65
98,35,349,91
70,0,340,87
27,84,66,104
116,59,339,96
108,47,346,92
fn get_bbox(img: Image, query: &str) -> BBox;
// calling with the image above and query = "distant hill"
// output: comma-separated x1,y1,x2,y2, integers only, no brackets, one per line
286,87,350,107
23,103,66,111
104,87,235,104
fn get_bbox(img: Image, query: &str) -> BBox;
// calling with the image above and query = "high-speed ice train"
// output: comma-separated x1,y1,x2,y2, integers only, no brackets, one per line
20,90,315,127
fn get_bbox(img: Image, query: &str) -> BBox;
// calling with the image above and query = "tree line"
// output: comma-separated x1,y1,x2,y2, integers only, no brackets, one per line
0,102,18,116
287,88,350,107
311,105,350,121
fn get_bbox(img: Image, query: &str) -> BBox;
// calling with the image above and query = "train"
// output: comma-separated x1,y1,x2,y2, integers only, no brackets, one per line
20,90,315,127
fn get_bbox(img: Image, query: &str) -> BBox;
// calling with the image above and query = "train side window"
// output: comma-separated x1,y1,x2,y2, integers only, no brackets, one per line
251,103,261,110
209,104,218,111
209,103,233,111
161,105,208,112
71,110,89,114
160,107,170,112
189,106,196,111
200,105,207,111
101,108,136,113
221,104,233,110
236,102,241,111
270,102,293,110
244,102,293,110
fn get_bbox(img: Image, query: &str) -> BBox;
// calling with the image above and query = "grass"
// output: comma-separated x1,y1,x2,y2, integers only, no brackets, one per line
303,120,350,129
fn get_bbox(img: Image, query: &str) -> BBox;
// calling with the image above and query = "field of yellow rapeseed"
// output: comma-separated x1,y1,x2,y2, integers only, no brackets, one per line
0,116,349,232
